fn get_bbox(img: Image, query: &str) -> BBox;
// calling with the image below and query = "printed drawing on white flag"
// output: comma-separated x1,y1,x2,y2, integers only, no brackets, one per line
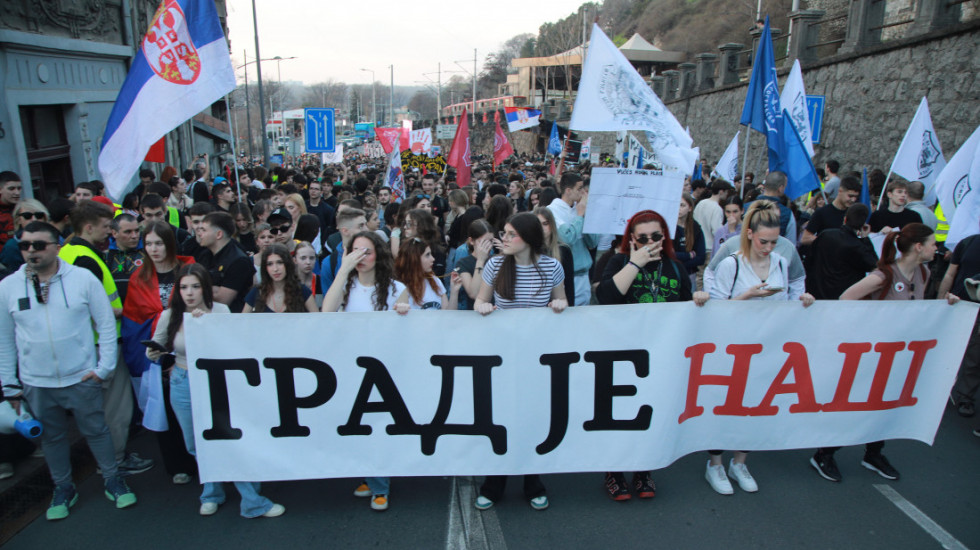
779,60,814,158
98,0,236,200
938,126,980,248
889,97,946,204
627,135,647,169
711,132,740,182
583,167,683,235
321,144,344,164
571,24,695,171
409,128,433,154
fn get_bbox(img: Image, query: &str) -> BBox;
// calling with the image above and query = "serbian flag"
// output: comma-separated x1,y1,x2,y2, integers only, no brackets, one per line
99,0,235,200
504,106,542,132
493,116,514,167
447,108,472,188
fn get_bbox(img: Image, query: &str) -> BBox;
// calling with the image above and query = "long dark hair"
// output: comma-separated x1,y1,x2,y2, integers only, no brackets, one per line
679,193,696,252
485,195,513,234
342,231,397,311
875,222,932,300
254,243,307,312
407,208,443,254
165,264,213,349
493,212,548,301
137,221,177,286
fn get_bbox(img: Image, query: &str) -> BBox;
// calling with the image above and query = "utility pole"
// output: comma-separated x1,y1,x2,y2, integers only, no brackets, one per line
389,64,394,126
242,49,254,161
251,0,268,165
472,48,477,126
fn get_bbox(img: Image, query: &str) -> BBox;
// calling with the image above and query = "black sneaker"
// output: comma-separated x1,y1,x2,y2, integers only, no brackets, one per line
957,401,975,418
604,472,631,501
861,453,900,480
810,454,842,482
118,453,154,476
632,472,656,498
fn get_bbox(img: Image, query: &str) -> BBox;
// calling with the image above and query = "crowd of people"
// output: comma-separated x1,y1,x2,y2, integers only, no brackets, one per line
0,147,976,521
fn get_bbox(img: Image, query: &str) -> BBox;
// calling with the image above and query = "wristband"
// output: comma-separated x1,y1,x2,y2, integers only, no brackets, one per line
627,261,642,270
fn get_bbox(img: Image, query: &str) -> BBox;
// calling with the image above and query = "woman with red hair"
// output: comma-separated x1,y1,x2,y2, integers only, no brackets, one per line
595,209,708,501
394,238,461,310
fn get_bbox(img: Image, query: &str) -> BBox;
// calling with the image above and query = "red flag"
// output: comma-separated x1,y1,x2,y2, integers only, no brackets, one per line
399,127,411,152
549,157,556,175
493,117,514,168
376,127,401,155
447,108,471,188
144,136,165,163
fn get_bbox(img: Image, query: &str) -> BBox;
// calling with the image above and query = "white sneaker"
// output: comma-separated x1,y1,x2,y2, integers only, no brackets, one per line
172,473,191,485
261,503,285,517
199,502,219,516
728,459,759,492
474,496,494,510
705,460,733,495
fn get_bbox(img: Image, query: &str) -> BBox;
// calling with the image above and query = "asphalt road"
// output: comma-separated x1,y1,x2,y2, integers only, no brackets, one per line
5,409,978,549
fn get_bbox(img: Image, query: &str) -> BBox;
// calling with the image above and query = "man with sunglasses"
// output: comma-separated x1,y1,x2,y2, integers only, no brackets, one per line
0,200,47,273
1,221,137,519
267,208,296,250
0,171,22,248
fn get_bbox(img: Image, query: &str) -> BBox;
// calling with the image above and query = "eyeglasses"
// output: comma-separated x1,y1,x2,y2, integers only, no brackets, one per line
18,212,46,220
498,231,519,241
634,232,664,245
269,224,292,235
18,240,56,251
403,220,417,228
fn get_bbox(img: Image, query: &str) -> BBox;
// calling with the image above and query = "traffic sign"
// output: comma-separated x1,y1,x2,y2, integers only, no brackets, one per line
305,108,336,153
806,95,825,144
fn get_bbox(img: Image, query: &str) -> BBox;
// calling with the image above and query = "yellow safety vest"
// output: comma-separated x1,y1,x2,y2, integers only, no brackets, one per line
935,204,949,243
167,206,180,227
58,244,122,338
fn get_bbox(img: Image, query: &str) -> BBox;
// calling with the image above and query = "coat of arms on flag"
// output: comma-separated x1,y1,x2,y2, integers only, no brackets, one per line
143,1,202,85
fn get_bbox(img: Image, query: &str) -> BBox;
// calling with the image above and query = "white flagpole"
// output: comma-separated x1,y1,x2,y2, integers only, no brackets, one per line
224,95,242,201
740,127,751,199
875,170,893,211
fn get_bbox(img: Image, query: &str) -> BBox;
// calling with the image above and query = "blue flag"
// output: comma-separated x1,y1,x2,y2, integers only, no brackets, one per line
692,162,702,181
548,122,562,155
739,16,781,171
775,109,820,200
859,167,872,221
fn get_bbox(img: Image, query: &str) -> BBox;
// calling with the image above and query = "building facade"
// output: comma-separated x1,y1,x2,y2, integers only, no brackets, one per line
0,0,231,202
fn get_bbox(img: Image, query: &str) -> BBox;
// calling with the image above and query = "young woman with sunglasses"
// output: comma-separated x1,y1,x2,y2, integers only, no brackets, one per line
473,212,567,512
147,264,285,518
595,210,709,500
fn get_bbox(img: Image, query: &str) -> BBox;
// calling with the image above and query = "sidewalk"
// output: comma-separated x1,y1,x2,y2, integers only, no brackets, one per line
0,426,96,545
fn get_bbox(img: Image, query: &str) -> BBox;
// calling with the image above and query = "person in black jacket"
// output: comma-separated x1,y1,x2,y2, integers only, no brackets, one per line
809,204,878,300
595,209,709,501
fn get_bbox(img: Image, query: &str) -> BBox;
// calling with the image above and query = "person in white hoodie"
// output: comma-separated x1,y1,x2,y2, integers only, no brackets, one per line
0,221,137,521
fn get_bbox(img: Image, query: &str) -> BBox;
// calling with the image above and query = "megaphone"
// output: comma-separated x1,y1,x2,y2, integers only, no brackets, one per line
0,400,43,439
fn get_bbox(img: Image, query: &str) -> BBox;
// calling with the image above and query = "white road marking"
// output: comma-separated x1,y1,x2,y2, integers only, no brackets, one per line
874,484,970,550
445,476,508,550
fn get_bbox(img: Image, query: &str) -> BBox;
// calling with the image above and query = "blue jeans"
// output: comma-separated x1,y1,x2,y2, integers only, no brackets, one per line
367,476,389,496
169,368,274,518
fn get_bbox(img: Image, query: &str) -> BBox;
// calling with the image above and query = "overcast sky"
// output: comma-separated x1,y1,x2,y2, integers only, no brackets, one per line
225,0,588,87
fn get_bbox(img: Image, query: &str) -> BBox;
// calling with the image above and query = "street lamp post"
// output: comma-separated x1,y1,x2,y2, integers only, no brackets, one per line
360,68,376,126
251,0,268,165
388,65,394,126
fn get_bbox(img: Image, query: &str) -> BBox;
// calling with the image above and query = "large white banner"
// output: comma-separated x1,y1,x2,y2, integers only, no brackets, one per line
184,301,977,483
583,167,684,235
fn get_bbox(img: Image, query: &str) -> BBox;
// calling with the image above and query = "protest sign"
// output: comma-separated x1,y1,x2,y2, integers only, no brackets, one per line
401,151,447,173
185,300,977,482
409,128,433,154
583,167,684,235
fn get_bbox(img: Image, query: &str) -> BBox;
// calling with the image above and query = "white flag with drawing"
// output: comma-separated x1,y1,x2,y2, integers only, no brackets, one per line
711,132,740,183
571,24,695,171
322,144,344,164
889,97,946,205
779,60,814,158
935,125,980,248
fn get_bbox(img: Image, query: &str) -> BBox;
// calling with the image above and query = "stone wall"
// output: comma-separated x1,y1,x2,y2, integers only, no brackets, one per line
664,20,980,177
